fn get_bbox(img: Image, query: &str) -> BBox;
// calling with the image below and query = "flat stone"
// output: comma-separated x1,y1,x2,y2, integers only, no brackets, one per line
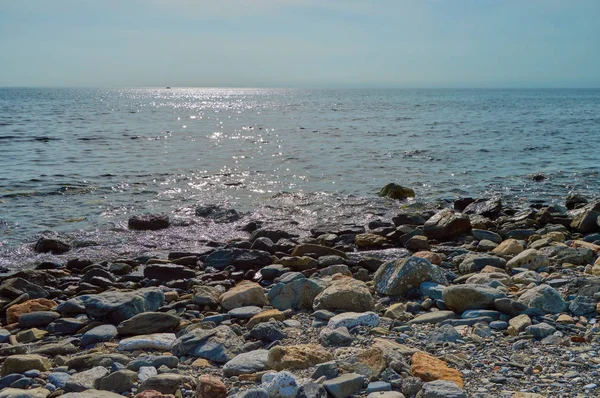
442,284,505,314
267,344,333,371
81,324,118,346
223,350,270,377
327,312,380,329
1,354,50,376
220,281,268,310
17,311,60,328
117,312,179,335
323,373,365,398
171,325,244,363
118,333,177,351
65,366,110,392
409,311,456,325
420,379,467,398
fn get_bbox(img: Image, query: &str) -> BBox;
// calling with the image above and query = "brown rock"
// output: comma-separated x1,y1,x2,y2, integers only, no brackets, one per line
1,354,51,376
267,344,332,371
6,298,57,324
355,233,388,248
410,351,464,388
197,375,227,398
493,239,524,256
291,244,348,259
413,251,443,265
313,276,375,312
219,281,268,311
246,309,286,329
191,358,212,369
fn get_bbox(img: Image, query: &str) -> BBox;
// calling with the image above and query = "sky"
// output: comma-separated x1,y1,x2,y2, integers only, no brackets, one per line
1,0,599,88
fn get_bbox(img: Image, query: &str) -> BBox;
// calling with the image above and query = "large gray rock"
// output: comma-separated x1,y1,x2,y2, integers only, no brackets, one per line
267,278,325,310
117,312,179,335
65,366,109,392
0,278,48,299
442,284,506,314
374,257,447,296
420,380,467,398
458,253,506,274
538,246,594,265
423,209,471,241
18,311,60,328
570,201,600,233
58,288,164,324
80,324,118,346
171,325,243,363
323,373,365,398
518,284,566,314
463,197,501,217
223,350,269,377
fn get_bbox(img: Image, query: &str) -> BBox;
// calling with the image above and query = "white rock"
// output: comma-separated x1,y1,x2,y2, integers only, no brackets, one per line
261,371,299,398
327,312,380,330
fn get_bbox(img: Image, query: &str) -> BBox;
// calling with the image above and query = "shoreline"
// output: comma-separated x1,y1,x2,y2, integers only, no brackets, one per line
0,194,599,397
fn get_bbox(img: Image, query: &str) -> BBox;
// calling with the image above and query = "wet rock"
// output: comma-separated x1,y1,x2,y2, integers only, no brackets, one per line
223,349,269,377
570,201,600,233
143,264,195,281
463,197,501,217
268,278,324,311
405,236,430,251
128,213,170,230
117,312,179,335
0,278,48,299
267,344,333,371
313,276,374,312
323,373,365,398
291,244,348,258
1,355,50,376
195,205,240,223
518,284,566,314
34,236,71,254
204,249,273,270
171,325,243,363
374,257,447,296
423,209,471,241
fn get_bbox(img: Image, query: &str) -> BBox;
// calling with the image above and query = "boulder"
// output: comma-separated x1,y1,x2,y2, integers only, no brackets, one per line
34,236,71,254
220,281,268,310
268,278,324,311
117,312,179,335
171,325,243,363
506,249,549,271
65,366,110,392
442,284,506,314
518,284,566,314
0,278,48,299
374,257,447,296
463,197,501,217
570,202,600,233
327,312,380,330
313,276,374,312
423,209,471,241
128,213,170,230
267,344,333,371
378,183,415,200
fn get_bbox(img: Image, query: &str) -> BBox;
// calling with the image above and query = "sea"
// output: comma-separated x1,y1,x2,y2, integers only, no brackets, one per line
1,88,599,269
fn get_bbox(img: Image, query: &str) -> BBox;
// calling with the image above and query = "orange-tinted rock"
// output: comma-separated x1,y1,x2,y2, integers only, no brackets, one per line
134,391,176,398
413,251,443,265
6,299,57,324
410,351,464,388
246,309,285,329
197,375,227,398
480,265,506,274
267,344,333,371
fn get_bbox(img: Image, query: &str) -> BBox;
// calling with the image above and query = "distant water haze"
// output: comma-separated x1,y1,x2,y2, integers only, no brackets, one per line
0,88,599,267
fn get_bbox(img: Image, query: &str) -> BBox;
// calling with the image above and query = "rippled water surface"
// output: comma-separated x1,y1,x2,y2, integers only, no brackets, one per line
1,88,599,267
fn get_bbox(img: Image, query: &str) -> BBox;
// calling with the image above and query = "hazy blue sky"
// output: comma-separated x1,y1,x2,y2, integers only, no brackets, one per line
1,0,599,88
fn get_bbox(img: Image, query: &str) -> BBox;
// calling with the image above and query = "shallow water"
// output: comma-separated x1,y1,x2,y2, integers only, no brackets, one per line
1,88,599,268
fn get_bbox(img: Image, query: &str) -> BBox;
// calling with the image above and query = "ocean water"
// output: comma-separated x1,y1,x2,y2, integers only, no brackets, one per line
1,88,599,268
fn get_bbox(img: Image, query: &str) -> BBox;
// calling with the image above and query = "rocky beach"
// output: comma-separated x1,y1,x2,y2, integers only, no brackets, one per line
0,189,600,398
